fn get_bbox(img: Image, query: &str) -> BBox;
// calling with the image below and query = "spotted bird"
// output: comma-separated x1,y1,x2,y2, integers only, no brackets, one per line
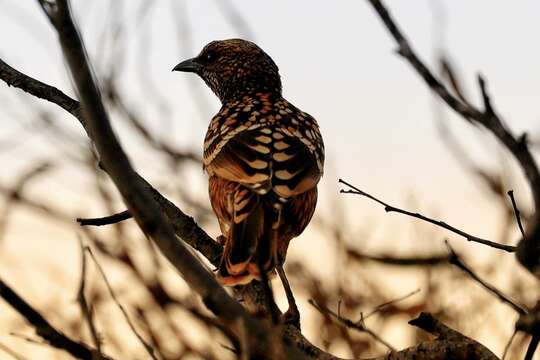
173,39,324,287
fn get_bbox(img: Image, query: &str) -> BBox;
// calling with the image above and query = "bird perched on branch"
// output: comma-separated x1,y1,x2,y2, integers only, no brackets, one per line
173,39,324,289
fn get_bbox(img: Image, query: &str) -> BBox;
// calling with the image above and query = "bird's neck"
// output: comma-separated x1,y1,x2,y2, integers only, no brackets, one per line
217,74,282,104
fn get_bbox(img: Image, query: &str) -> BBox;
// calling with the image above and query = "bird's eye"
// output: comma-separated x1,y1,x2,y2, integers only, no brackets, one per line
205,50,216,62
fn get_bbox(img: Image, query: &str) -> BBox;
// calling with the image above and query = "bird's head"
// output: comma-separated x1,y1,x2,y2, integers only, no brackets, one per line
172,39,282,103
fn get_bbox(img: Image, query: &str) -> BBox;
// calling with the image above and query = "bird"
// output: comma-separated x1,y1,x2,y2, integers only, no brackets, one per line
172,39,324,290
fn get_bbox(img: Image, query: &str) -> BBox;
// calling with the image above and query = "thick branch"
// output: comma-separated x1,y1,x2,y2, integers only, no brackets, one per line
309,300,396,351
0,50,328,359
37,1,305,357
0,57,223,266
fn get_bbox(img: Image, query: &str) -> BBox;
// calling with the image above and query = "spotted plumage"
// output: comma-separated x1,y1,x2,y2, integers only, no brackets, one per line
173,39,324,285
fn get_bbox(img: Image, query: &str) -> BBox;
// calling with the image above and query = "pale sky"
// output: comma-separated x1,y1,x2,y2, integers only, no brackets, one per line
2,1,538,235
1,0,539,279
0,1,539,356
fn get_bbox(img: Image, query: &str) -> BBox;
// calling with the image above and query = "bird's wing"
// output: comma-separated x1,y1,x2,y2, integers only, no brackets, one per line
205,127,274,191
204,103,325,198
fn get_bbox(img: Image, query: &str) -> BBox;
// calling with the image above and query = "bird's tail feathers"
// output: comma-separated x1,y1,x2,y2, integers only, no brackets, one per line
218,200,279,286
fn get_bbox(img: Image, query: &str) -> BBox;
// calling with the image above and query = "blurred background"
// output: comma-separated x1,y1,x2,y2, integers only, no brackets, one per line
0,0,539,358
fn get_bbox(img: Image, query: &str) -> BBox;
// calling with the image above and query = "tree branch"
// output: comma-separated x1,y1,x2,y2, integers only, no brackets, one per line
346,248,448,267
445,241,527,315
365,0,540,278
31,1,307,357
77,210,132,226
309,299,396,351
0,277,109,360
339,178,516,252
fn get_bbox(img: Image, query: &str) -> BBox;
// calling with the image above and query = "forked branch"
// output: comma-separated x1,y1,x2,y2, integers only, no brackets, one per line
365,0,540,277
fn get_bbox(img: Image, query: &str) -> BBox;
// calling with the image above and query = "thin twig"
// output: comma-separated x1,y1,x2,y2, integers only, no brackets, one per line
308,299,396,351
525,335,540,360
365,0,540,276
439,58,470,108
0,341,27,360
0,161,53,242
340,178,516,252
77,210,132,226
507,190,526,237
76,238,102,355
0,277,108,359
9,333,46,346
445,241,527,315
502,329,517,360
363,288,421,320
86,247,158,360
347,248,448,266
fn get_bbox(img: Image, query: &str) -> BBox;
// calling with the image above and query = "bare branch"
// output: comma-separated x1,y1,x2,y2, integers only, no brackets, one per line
501,329,517,360
507,190,526,237
445,241,527,315
36,2,308,357
340,178,516,252
309,299,396,351
86,247,158,360
0,58,84,128
0,161,53,242
525,335,539,360
77,210,132,226
0,34,325,360
0,277,109,359
0,341,27,360
403,312,499,360
364,0,540,277
363,288,420,320
76,239,102,355
517,301,540,355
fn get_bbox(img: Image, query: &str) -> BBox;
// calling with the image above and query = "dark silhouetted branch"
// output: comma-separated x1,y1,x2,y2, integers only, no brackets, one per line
35,1,307,357
0,277,109,359
0,58,85,128
517,301,540,359
77,210,132,226
76,240,102,355
0,341,27,360
0,161,53,242
507,190,526,237
365,0,540,278
340,178,516,252
525,335,539,360
445,241,527,315
347,248,448,266
501,329,517,360
400,312,499,360
363,288,420,320
87,247,158,360
309,299,396,351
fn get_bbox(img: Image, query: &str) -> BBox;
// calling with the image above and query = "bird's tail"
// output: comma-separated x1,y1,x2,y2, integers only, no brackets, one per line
218,198,278,286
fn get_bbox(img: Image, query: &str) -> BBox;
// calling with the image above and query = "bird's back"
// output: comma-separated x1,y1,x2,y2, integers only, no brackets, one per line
204,93,324,285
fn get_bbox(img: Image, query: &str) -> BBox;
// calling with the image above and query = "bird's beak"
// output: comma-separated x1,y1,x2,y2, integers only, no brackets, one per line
172,58,201,73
